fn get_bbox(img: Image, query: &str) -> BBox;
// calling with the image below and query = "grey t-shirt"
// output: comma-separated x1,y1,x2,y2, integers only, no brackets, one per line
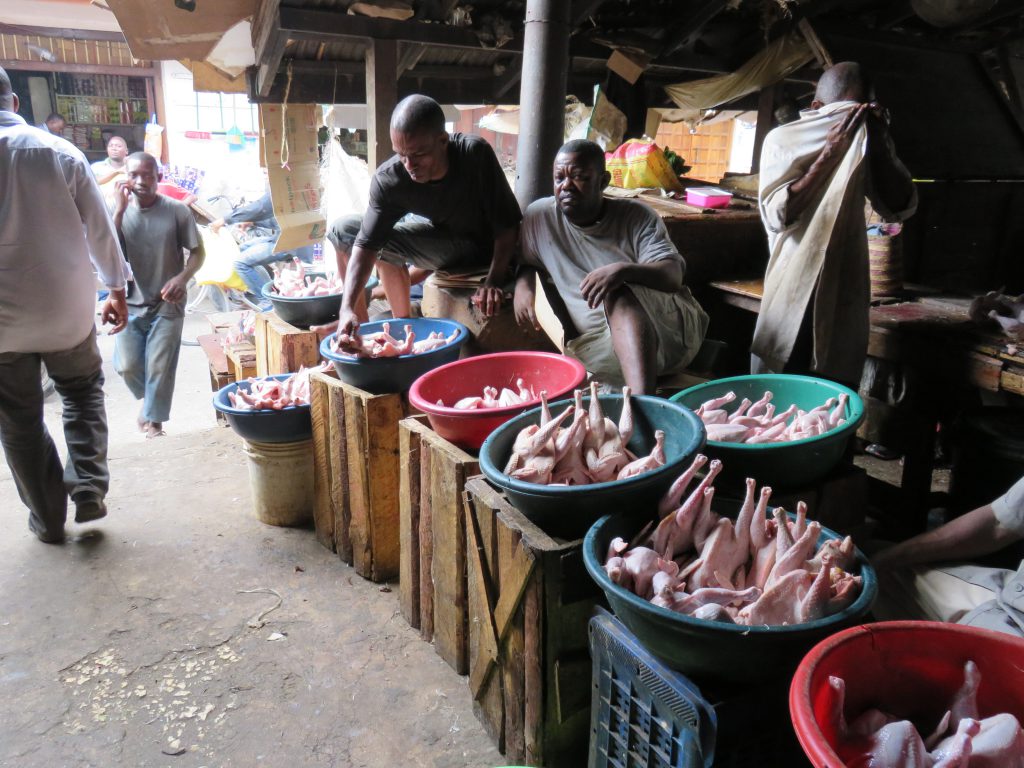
520,196,685,336
121,195,200,318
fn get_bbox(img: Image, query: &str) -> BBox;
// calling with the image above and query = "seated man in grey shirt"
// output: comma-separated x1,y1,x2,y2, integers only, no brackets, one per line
874,475,1024,638
514,139,708,394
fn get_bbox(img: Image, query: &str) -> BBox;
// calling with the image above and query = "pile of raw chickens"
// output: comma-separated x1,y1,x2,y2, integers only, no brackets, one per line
695,390,849,444
221,310,255,347
604,455,862,626
503,384,666,485
442,379,538,409
269,259,344,298
227,363,330,410
828,661,1024,767
331,322,459,359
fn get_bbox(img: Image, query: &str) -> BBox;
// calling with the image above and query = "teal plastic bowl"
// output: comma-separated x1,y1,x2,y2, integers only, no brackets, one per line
583,508,877,684
670,374,865,489
478,394,706,539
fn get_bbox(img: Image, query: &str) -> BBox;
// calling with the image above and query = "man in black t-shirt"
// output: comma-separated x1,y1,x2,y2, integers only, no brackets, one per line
326,95,522,337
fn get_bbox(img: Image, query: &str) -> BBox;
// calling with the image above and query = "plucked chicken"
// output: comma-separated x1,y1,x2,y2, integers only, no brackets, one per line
331,322,460,358
269,258,345,297
502,384,665,486
441,379,538,409
695,390,848,443
829,661,1024,767
605,457,863,626
228,362,331,410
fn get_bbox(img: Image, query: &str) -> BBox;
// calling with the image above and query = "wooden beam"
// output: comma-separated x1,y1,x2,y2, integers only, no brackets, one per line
493,64,522,100
0,60,157,77
571,0,608,27
797,18,833,69
279,7,485,49
660,0,728,56
397,42,426,75
366,38,398,169
874,1,915,31
0,24,126,43
254,0,286,98
751,84,777,173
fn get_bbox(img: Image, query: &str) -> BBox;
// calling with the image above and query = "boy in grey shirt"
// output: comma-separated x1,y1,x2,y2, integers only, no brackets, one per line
113,153,204,437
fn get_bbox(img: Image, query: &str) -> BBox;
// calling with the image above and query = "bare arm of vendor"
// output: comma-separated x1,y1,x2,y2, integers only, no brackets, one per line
476,225,518,317
874,477,1024,570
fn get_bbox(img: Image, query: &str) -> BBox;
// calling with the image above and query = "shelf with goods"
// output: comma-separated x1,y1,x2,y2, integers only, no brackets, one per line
51,71,154,156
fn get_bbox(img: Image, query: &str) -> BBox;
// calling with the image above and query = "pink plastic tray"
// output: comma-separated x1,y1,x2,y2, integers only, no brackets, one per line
685,186,733,208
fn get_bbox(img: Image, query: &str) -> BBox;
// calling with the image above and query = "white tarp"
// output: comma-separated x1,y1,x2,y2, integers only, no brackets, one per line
664,32,814,124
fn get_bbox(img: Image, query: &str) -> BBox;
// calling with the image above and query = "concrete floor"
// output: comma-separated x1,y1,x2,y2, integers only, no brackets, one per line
0,312,503,768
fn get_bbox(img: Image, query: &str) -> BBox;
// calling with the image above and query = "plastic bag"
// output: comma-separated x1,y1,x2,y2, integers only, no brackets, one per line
144,115,164,159
193,226,248,291
605,139,684,193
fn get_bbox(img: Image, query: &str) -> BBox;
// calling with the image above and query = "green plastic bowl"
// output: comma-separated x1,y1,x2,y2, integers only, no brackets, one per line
670,374,864,489
583,508,877,684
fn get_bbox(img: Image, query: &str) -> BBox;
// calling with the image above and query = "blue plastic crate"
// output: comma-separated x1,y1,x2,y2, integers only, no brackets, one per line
589,610,717,768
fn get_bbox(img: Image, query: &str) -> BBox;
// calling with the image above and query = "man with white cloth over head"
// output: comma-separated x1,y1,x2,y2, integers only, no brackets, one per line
751,62,916,387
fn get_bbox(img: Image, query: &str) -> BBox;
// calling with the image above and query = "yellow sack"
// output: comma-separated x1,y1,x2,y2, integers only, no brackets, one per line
194,226,248,291
605,139,684,193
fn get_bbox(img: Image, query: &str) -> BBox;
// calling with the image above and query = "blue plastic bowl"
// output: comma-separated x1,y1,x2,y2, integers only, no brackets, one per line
583,508,877,684
320,318,469,394
212,373,312,443
261,276,379,328
478,394,707,539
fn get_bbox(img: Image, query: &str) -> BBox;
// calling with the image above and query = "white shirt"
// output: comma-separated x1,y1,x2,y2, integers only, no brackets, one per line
993,476,1024,536
0,111,130,353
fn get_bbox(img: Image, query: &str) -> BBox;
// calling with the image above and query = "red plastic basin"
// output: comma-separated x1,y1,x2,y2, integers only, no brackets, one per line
408,351,587,451
789,620,1024,768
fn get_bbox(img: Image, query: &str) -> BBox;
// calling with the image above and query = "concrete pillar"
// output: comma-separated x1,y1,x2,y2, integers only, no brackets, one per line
514,0,571,209
366,39,398,169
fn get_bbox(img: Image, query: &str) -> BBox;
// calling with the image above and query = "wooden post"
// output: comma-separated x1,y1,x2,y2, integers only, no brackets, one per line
365,38,398,169
751,84,778,173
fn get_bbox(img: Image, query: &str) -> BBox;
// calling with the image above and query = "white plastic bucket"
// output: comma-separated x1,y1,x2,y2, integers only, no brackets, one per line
242,439,313,527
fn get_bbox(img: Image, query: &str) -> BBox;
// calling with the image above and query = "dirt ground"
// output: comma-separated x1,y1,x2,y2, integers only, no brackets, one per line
0,312,504,768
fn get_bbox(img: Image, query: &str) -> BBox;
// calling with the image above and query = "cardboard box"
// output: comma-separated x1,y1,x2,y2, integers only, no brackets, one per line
606,49,649,85
260,103,327,253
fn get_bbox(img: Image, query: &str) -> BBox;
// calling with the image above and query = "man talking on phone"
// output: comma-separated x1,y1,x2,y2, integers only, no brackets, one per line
112,152,204,439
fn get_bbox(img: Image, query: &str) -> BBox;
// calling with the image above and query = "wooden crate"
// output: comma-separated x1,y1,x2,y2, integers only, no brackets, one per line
255,312,321,376
398,415,480,674
310,371,412,581
225,341,257,381
197,333,233,424
464,478,600,766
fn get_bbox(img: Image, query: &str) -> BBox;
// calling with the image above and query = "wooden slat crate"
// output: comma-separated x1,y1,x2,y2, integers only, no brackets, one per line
197,333,233,424
398,416,480,674
310,371,412,581
255,312,321,376
225,342,257,381
464,478,599,766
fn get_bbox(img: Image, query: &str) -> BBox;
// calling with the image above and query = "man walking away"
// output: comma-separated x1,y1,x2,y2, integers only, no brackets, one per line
0,66,130,544
113,152,205,438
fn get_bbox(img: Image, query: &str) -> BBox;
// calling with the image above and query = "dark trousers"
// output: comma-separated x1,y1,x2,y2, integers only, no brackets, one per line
0,329,109,536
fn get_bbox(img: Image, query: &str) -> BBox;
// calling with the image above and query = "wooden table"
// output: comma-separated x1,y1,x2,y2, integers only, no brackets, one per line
707,278,1024,532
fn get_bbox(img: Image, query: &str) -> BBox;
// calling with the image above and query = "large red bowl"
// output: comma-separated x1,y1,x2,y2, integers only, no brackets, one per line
789,620,1024,768
408,351,587,451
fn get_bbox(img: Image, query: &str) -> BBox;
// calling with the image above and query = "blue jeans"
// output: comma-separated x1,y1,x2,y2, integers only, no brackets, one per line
113,313,185,423
233,238,316,297
0,329,109,535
